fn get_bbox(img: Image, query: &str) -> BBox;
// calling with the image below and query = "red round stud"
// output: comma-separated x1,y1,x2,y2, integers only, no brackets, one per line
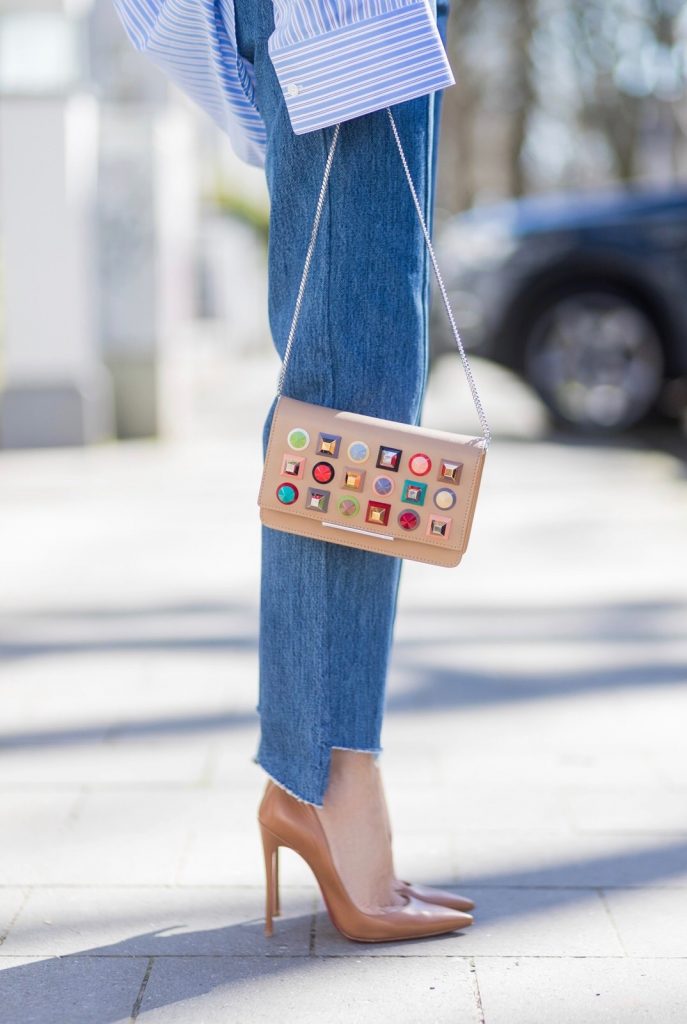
312,461,335,484
398,510,420,531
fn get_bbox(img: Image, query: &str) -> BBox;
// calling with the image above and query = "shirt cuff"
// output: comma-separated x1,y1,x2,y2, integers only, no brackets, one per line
268,0,455,136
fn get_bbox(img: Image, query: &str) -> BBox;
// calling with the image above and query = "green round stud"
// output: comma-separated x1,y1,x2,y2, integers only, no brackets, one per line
287,428,310,451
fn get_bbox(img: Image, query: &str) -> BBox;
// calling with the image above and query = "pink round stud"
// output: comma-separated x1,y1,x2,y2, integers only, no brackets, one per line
409,453,432,476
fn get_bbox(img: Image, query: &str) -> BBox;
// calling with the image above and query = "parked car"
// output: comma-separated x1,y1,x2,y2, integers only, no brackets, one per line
431,186,687,430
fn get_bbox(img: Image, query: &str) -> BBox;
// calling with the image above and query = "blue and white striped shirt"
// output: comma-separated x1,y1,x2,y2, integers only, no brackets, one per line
112,0,454,167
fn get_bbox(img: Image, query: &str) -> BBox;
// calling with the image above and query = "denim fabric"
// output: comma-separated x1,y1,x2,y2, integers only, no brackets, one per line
235,0,447,805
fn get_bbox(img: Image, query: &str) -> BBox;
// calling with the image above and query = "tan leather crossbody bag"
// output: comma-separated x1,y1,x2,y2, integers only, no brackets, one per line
258,108,491,568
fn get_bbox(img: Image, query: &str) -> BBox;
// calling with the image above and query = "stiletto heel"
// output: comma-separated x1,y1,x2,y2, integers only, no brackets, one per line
260,822,280,937
274,844,281,917
258,780,473,943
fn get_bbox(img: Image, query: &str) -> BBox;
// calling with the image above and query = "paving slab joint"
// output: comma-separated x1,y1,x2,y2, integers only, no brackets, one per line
130,956,154,1021
308,892,318,955
0,888,32,948
597,887,630,957
469,956,486,1024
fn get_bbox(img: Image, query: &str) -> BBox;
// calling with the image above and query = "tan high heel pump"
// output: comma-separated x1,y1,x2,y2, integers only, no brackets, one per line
258,780,473,943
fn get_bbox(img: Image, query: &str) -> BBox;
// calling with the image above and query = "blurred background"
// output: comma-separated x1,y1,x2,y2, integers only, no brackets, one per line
1,0,686,446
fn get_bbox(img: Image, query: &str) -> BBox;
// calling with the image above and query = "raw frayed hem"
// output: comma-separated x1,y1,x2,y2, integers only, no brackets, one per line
253,755,324,808
253,746,383,806
331,745,383,760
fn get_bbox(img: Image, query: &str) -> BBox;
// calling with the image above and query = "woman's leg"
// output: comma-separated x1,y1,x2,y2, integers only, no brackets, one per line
236,0,436,908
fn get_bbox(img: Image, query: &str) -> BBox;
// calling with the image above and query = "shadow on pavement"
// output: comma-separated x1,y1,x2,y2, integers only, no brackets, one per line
2,831,687,1021
1,599,684,750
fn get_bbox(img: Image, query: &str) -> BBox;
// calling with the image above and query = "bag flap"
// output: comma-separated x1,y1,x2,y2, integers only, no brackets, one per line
258,396,486,556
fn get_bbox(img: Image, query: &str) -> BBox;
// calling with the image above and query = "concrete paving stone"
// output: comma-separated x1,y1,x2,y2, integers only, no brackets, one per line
0,791,82,885
0,890,28,943
655,755,687,787
602,887,687,957
5,791,197,886
475,956,687,1024
563,786,687,833
0,733,210,787
0,653,251,734
172,786,323,888
449,829,687,888
138,954,480,1023
439,887,623,957
435,748,663,789
387,783,571,831
208,740,272,788
373,748,443,786
0,955,147,1024
384,832,456,886
383,785,462,826
177,808,318,887
2,886,313,958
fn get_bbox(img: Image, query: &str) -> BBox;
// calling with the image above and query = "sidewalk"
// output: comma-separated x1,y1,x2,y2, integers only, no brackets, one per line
1,362,686,1023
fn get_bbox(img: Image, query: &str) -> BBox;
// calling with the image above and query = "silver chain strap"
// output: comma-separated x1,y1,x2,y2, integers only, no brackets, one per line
276,108,491,448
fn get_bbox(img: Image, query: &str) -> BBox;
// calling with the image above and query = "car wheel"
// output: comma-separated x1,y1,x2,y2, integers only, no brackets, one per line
522,288,665,430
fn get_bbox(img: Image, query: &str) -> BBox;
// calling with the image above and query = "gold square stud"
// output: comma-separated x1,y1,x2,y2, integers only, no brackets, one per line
438,460,462,484
343,469,365,491
366,501,391,526
317,433,341,458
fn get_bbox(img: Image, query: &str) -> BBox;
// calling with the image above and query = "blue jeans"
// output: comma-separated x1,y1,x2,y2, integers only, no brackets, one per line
234,0,447,805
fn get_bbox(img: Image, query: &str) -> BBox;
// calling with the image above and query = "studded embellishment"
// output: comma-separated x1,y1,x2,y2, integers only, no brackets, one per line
348,441,369,463
338,496,360,517
366,501,391,526
409,453,432,477
276,483,298,505
376,446,402,472
312,461,335,485
398,509,420,531
438,459,463,484
280,454,305,478
373,475,394,497
427,516,452,539
306,488,330,512
401,480,427,506
287,428,310,451
342,468,365,491
434,488,457,511
317,433,341,458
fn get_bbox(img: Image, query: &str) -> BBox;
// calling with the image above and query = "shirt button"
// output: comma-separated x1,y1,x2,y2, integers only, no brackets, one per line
286,83,300,97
